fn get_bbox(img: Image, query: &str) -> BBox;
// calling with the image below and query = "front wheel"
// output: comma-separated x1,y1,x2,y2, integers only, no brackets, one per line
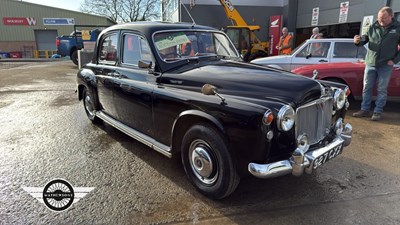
82,88,101,124
181,123,240,199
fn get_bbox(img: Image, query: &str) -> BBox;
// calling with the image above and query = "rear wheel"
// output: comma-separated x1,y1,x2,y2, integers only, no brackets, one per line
181,123,240,199
82,87,101,124
71,50,78,66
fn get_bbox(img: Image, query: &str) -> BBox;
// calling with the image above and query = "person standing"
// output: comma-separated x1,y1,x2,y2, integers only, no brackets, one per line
310,27,323,39
276,27,293,55
352,6,400,121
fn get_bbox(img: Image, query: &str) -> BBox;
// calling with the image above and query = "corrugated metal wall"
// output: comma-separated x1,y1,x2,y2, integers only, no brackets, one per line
0,0,115,42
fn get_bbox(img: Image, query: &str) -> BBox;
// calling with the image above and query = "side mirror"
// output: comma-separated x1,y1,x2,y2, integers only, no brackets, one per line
139,60,156,74
306,53,312,59
201,84,216,95
201,84,226,104
138,60,152,69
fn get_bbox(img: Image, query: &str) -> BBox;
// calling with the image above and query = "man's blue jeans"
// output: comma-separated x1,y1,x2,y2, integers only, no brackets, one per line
361,65,393,113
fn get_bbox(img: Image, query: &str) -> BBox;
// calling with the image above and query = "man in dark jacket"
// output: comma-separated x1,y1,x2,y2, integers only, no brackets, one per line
353,6,400,121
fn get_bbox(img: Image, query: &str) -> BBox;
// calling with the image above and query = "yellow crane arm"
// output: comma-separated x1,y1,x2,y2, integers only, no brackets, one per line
218,0,248,26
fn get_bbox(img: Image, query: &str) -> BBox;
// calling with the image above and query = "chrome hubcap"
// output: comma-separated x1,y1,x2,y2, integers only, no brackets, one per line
84,94,95,117
189,140,217,185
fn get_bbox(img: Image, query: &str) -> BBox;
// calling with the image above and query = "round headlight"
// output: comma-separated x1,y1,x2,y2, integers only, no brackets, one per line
334,89,346,110
277,105,295,131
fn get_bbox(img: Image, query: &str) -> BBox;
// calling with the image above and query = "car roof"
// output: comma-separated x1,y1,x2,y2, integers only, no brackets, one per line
305,38,354,42
101,21,218,37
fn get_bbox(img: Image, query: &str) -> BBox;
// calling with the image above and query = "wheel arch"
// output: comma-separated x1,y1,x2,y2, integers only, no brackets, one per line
171,110,227,154
77,69,99,107
320,76,354,101
70,46,77,56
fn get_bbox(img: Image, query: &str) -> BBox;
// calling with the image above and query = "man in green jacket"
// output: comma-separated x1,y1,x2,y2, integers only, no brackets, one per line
353,6,400,121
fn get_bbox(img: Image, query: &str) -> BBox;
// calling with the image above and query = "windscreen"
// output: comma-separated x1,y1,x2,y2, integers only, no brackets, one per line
153,30,239,61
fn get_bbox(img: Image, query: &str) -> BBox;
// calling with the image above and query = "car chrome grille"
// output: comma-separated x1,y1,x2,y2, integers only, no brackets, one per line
295,97,333,145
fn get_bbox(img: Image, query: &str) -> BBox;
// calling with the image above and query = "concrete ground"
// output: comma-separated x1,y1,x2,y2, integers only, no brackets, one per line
0,61,399,225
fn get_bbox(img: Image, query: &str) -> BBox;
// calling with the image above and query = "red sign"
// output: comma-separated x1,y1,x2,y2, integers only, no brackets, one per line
269,15,283,56
3,17,36,26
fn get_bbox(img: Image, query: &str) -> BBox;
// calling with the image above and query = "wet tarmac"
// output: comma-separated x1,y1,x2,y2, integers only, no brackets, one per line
0,61,399,224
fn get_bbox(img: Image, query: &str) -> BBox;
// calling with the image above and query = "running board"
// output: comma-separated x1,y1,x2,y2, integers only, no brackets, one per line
96,111,172,158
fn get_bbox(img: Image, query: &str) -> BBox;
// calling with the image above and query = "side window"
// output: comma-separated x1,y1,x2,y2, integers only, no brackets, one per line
122,34,153,66
99,33,118,64
310,42,330,57
333,42,359,58
296,42,330,58
296,43,311,57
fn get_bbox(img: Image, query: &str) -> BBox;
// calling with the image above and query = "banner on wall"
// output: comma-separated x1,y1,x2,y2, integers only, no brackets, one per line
3,17,36,26
43,18,75,25
269,15,283,56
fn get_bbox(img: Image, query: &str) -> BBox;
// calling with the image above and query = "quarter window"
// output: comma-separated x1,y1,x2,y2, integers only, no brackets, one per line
99,33,118,64
122,34,152,66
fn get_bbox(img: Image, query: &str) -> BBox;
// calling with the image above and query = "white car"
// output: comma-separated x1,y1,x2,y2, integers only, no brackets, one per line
251,38,367,71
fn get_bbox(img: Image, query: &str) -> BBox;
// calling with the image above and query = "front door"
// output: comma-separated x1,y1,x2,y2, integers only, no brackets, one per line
112,33,155,136
291,41,331,71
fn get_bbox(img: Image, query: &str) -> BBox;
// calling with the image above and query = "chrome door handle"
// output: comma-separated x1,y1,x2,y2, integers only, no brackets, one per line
108,72,121,78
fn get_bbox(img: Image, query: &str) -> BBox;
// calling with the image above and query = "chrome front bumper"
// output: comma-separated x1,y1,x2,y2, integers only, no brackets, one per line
248,123,352,179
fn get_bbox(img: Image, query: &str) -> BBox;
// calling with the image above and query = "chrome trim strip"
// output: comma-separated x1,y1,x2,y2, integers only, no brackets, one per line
96,111,172,158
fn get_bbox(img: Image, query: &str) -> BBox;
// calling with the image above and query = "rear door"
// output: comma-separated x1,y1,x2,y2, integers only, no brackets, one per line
331,41,367,63
388,64,400,99
94,31,120,118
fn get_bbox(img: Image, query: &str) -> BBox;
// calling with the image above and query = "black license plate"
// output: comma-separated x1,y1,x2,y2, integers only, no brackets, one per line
313,143,343,169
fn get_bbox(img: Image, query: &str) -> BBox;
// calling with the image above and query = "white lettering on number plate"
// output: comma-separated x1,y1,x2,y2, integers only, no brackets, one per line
313,143,343,169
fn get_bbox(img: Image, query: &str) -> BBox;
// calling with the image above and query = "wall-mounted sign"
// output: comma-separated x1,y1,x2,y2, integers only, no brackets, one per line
43,18,75,25
311,7,319,26
361,15,373,35
339,1,349,23
3,17,36,26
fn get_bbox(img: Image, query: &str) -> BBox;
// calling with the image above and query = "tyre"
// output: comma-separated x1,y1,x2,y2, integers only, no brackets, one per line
82,88,101,124
71,50,78,66
181,123,240,199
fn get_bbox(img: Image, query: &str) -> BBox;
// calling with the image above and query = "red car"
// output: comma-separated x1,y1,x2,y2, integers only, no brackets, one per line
292,62,400,101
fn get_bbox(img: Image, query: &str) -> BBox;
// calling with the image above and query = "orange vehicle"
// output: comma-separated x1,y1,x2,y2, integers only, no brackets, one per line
219,0,269,61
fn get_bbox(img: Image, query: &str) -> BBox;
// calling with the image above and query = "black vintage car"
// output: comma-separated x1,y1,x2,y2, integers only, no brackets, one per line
77,21,353,199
